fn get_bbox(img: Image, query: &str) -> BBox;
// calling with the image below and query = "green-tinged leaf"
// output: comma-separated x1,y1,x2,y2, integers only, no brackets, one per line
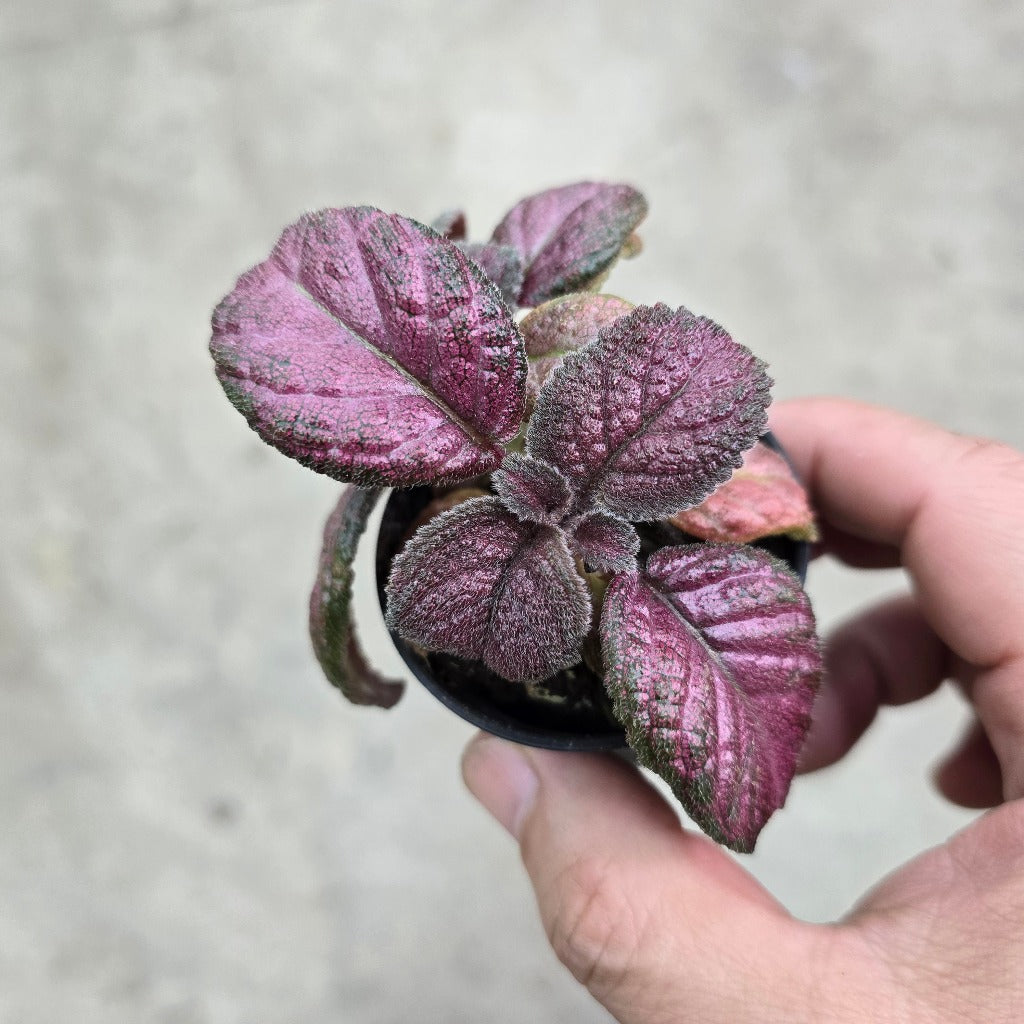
310,486,403,708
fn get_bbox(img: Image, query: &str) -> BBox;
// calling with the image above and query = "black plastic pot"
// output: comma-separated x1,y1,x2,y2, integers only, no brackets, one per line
376,432,810,752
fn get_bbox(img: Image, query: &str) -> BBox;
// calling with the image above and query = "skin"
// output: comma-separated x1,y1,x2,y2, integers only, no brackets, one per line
461,398,1024,1023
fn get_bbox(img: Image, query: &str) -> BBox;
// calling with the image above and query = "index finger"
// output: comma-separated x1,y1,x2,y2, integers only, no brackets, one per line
770,398,1024,797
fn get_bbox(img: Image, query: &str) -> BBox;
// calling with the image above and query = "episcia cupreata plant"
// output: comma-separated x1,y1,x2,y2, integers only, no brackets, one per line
210,181,823,852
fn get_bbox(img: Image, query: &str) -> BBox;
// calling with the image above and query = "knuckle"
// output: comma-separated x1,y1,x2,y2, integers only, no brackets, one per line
545,855,647,993
952,436,1024,480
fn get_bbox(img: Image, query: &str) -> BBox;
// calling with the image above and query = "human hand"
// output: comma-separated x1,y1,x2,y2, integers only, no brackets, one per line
461,398,1024,1023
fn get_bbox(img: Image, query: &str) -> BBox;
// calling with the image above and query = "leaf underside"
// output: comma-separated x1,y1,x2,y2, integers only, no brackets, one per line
309,486,404,709
491,182,648,307
670,442,819,544
600,544,821,852
527,303,772,522
385,497,591,683
210,206,526,487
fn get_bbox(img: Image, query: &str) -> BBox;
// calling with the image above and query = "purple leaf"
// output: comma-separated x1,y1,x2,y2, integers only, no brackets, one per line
386,497,591,682
670,442,819,544
210,207,526,487
431,209,467,240
309,486,404,709
491,182,648,307
492,453,573,525
460,241,524,308
571,510,639,573
527,303,771,522
521,293,634,415
600,545,821,852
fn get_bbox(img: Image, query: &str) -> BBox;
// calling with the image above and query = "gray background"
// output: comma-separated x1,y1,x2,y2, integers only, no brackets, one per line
2,1,1022,1021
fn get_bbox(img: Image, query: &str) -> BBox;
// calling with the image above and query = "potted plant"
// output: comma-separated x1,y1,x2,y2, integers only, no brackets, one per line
210,182,823,853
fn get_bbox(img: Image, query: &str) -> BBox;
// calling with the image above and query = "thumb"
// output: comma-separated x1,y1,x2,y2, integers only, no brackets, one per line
461,734,847,1024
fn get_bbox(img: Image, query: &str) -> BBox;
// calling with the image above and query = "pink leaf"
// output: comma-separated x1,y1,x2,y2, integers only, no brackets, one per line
571,510,639,573
527,303,772,522
309,486,404,708
520,293,634,414
670,442,819,543
492,454,573,525
210,207,526,487
601,545,821,852
491,182,648,306
460,241,524,308
520,292,634,357
385,498,591,682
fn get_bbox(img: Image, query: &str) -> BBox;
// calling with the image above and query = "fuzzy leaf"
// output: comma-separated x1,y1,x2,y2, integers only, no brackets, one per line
520,292,634,357
527,303,771,522
521,293,633,415
492,454,573,525
431,209,467,240
460,241,524,308
572,510,639,573
491,182,648,306
309,486,404,708
386,497,591,682
670,442,819,544
210,207,526,487
601,545,821,852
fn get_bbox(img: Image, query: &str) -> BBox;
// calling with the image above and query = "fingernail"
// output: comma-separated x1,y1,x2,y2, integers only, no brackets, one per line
461,734,538,839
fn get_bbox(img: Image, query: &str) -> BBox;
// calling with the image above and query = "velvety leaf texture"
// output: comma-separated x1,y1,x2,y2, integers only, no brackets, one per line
492,454,573,525
309,486,404,708
210,206,526,487
571,510,640,573
460,241,524,308
601,545,821,852
491,182,648,307
671,442,819,544
386,497,591,683
527,303,771,522
520,292,634,357
521,293,634,415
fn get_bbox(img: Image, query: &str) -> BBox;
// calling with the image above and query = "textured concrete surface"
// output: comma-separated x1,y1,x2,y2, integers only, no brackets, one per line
2,2,1022,1021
